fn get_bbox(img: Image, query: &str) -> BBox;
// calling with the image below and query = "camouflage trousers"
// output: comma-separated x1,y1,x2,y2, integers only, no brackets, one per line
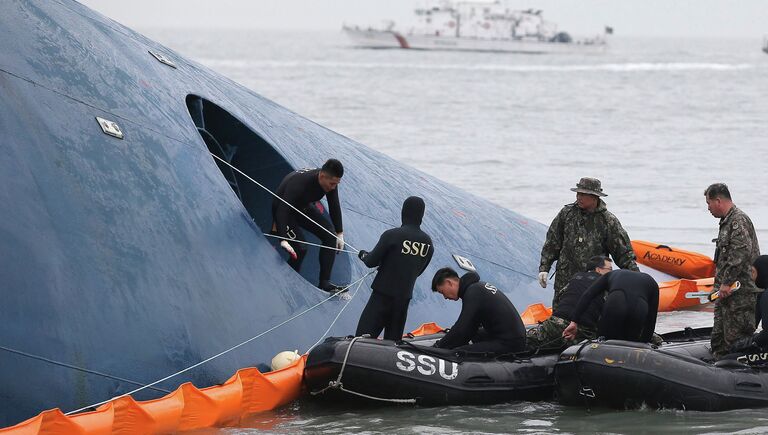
711,290,757,359
551,285,569,310
526,316,597,352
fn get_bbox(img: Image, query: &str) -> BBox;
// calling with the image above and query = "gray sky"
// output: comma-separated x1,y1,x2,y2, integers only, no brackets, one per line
79,0,768,38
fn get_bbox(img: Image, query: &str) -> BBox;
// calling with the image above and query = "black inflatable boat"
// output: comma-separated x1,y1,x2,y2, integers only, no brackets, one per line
304,333,558,405
555,327,768,411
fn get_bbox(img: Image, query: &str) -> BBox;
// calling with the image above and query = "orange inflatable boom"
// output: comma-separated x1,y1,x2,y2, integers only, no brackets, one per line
0,356,306,435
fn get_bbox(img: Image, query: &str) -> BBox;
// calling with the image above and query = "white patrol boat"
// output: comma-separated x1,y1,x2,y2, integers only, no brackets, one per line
343,0,610,54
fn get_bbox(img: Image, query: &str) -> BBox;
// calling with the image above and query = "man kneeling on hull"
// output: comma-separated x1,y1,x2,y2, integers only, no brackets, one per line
526,256,612,352
431,268,526,354
563,269,659,343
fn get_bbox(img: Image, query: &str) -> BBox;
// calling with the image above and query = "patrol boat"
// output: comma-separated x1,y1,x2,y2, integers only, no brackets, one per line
0,0,547,426
343,1,609,54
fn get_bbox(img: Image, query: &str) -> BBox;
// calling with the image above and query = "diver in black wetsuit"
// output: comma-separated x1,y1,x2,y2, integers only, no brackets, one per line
753,256,768,349
731,255,768,352
355,196,433,340
563,269,659,343
431,268,526,354
272,159,345,292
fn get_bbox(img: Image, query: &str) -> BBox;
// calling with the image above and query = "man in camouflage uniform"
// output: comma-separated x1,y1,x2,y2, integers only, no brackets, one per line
538,177,638,309
527,256,613,352
705,183,761,359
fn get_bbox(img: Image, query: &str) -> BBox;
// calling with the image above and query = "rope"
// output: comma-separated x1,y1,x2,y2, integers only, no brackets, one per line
531,334,573,355
264,233,357,254
210,153,359,253
65,272,373,416
0,345,170,394
310,336,417,404
305,272,372,354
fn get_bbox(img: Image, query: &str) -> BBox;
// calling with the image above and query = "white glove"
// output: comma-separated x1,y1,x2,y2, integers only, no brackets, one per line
538,272,548,288
280,240,297,260
335,232,345,252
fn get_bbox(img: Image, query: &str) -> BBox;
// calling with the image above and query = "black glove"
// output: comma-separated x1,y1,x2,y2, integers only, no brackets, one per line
358,250,369,261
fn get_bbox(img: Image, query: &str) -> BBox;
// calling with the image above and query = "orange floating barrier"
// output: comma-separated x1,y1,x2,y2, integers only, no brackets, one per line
0,356,306,435
632,240,715,280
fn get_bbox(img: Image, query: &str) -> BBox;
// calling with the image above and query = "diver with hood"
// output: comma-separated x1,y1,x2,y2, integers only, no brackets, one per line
754,255,768,349
355,196,434,340
728,255,768,356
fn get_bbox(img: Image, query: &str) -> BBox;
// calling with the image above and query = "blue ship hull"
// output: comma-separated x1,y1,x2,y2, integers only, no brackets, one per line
0,0,547,425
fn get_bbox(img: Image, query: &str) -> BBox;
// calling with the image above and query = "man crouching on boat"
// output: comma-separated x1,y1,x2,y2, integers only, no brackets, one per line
430,268,526,354
526,255,612,353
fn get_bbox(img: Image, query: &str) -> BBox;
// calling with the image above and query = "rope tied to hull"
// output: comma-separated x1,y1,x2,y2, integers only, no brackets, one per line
0,345,170,394
305,273,371,354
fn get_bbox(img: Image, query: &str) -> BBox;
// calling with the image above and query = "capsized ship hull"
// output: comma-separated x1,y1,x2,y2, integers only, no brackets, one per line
0,0,546,425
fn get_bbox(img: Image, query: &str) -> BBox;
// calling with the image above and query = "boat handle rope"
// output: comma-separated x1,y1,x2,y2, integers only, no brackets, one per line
65,270,376,416
310,336,417,404
573,340,597,404
210,153,359,254
263,233,357,254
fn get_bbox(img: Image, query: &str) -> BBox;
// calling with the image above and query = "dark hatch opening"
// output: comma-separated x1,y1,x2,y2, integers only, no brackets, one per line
186,95,350,287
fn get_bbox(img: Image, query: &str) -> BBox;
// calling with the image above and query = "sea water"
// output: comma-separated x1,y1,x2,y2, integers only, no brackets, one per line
143,29,768,434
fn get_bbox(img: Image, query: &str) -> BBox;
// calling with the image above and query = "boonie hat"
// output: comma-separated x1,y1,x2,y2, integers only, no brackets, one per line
570,177,607,197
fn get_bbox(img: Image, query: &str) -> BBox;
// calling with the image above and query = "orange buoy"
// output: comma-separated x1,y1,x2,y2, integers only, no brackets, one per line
632,240,715,279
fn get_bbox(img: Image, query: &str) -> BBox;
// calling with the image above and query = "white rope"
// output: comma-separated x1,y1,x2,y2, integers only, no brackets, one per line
336,385,417,404
305,273,370,354
65,272,373,416
310,335,417,404
210,153,359,253
263,233,356,254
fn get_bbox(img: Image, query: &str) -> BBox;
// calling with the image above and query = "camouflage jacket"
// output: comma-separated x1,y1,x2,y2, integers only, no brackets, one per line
714,206,760,292
539,200,638,293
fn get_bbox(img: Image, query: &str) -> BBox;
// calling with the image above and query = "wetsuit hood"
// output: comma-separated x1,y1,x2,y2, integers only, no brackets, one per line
458,272,480,298
754,255,768,289
401,196,425,226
